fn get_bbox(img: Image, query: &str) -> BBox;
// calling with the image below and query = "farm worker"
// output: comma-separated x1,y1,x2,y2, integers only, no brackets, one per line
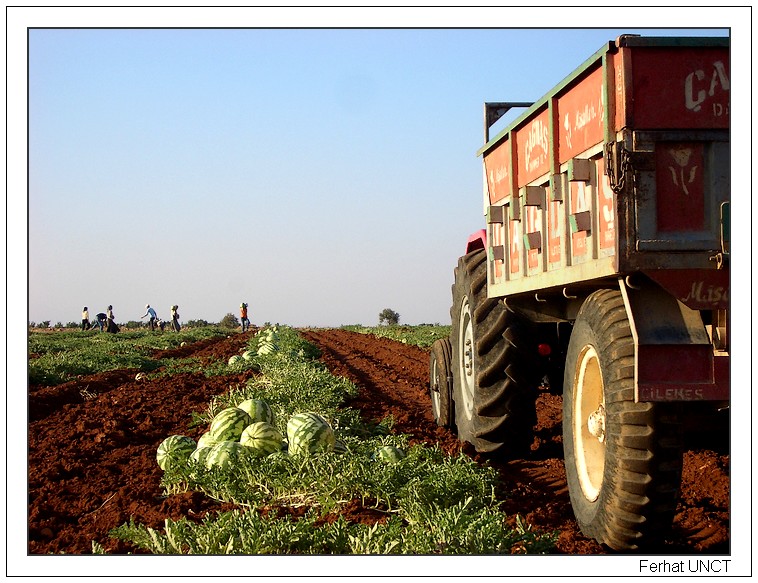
240,303,250,332
81,307,91,331
171,305,181,332
106,305,119,333
92,312,106,331
142,304,158,331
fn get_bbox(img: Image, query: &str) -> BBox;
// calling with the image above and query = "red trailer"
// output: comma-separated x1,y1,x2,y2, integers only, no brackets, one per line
429,35,729,551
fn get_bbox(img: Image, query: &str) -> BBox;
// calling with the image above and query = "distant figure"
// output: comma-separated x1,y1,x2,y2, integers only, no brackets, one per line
106,305,119,333
171,305,181,332
141,304,158,331
81,307,91,331
93,312,106,332
240,303,250,332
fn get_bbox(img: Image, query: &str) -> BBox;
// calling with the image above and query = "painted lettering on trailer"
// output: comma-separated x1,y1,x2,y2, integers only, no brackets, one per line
524,118,549,175
629,49,729,129
685,60,730,115
559,66,605,163
484,143,511,203
682,281,729,306
517,109,551,185
641,387,706,401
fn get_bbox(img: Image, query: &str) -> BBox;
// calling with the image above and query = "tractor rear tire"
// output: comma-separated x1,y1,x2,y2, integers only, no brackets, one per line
562,288,684,550
450,249,539,456
430,337,454,428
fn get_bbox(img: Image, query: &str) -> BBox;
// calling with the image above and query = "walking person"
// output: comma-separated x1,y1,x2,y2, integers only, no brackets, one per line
106,305,119,333
171,305,181,332
81,307,91,331
141,304,158,331
240,302,250,332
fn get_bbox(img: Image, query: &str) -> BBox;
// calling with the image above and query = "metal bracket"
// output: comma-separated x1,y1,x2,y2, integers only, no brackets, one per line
484,102,533,142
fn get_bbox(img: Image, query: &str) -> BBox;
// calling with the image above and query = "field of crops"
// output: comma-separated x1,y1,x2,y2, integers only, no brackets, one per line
24,324,730,574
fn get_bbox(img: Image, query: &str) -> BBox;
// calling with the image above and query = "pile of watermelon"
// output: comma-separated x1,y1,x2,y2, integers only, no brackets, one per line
156,398,350,474
255,327,280,356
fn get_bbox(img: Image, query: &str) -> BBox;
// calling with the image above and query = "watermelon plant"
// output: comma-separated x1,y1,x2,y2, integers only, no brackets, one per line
108,325,558,555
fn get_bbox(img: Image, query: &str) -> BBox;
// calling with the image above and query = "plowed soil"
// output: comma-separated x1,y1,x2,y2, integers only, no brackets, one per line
27,329,730,555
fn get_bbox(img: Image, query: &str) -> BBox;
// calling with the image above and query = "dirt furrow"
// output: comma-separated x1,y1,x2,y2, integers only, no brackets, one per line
300,328,730,555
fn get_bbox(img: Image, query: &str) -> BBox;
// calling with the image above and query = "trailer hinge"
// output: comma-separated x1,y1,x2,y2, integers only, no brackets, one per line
604,142,633,195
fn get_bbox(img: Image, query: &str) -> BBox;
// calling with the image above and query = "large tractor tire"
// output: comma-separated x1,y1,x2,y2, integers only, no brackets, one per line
562,288,684,550
449,250,540,456
429,337,454,428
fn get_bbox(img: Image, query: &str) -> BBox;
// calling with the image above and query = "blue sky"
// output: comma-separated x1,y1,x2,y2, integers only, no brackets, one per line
15,10,741,328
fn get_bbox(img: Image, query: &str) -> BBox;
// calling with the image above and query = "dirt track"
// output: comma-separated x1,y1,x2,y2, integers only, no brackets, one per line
27,329,729,555
300,329,730,554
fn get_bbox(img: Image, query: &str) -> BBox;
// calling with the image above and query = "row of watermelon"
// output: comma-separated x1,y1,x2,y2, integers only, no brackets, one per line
228,327,280,366
157,328,405,473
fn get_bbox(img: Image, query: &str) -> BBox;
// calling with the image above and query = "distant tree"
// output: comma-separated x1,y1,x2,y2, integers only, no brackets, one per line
378,308,400,326
66,321,79,328
186,319,209,328
38,321,51,329
220,313,240,329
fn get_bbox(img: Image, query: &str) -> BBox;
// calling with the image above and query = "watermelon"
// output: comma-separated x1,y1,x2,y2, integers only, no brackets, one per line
240,422,283,455
196,432,218,450
156,435,197,471
204,441,246,471
242,350,255,361
375,445,406,463
228,355,242,366
257,341,277,356
333,439,348,454
189,446,212,467
208,407,252,442
236,399,274,424
286,412,335,455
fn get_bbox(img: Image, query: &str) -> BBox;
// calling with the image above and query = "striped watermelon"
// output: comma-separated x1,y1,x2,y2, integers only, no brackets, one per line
228,355,242,366
189,446,212,467
240,422,283,455
375,445,406,463
196,432,218,450
242,350,255,361
236,399,274,424
209,407,252,442
286,412,335,455
257,341,277,356
205,441,245,471
156,435,196,471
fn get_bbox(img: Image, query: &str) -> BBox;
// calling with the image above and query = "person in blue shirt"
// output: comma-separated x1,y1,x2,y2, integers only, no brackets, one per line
92,312,106,331
141,304,158,331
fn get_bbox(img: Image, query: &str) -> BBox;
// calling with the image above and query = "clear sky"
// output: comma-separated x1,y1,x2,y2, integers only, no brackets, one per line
13,8,739,328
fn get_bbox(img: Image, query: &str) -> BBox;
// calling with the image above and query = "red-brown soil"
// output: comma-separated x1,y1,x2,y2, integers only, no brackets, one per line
27,328,730,555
